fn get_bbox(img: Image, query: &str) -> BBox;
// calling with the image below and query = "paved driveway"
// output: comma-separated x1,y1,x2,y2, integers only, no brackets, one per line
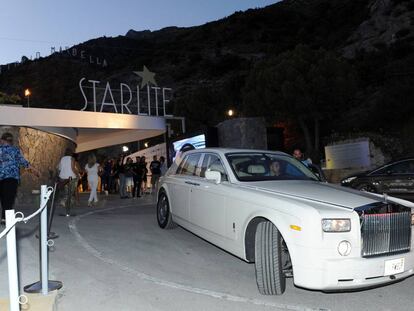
1,194,413,311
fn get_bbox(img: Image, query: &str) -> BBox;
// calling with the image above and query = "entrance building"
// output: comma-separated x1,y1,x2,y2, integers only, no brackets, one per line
0,105,166,202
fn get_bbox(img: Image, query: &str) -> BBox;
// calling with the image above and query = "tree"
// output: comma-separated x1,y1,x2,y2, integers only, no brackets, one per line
0,92,21,105
242,44,357,160
173,87,224,132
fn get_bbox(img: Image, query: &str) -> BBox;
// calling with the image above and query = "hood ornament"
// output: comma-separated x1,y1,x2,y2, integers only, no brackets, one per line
383,193,388,203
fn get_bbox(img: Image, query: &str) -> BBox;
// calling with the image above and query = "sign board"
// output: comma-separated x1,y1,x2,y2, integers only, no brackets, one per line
325,140,371,169
78,66,173,117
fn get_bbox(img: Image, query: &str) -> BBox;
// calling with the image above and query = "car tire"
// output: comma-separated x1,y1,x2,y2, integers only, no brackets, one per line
356,183,377,193
157,192,177,229
254,221,286,295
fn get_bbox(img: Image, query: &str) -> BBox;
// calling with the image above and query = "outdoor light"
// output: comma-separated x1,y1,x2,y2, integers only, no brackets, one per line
144,142,149,148
122,146,129,152
227,109,234,117
24,89,31,107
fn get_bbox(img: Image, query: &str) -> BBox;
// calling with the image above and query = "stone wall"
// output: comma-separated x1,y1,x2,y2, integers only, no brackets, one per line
0,126,75,204
217,117,267,149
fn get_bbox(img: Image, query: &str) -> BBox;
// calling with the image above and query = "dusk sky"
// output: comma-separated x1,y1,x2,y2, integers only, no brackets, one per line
0,0,278,65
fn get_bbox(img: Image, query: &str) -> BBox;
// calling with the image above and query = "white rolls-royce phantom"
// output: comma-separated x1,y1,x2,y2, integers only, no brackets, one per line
156,148,414,295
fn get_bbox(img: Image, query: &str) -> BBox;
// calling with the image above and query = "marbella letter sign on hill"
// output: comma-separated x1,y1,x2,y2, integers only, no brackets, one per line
79,66,173,117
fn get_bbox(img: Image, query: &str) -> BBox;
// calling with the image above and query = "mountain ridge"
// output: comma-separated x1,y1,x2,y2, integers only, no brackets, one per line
0,0,413,154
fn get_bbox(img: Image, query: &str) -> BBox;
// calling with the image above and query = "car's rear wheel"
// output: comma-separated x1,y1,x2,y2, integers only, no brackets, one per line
357,183,377,193
157,192,177,229
254,221,286,295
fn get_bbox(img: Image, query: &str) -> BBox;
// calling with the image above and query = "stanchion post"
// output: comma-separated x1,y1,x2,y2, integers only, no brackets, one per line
47,182,59,239
40,185,48,295
6,209,19,311
24,184,62,294
66,177,72,216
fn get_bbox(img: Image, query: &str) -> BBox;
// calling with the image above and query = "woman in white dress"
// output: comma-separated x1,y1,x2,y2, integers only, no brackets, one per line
85,154,100,206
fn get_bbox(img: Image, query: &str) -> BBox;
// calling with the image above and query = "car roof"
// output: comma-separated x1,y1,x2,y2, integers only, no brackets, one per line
183,148,289,157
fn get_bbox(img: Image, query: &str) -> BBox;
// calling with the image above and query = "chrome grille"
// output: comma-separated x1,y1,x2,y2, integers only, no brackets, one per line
361,212,412,258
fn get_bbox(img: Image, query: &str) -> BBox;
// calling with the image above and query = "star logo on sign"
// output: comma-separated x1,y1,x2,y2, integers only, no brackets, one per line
134,65,157,89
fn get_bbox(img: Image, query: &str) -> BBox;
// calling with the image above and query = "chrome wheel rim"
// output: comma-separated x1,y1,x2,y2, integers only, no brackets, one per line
157,196,168,224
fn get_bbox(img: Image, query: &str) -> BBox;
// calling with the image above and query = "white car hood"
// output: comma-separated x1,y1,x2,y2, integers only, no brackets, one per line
240,180,382,210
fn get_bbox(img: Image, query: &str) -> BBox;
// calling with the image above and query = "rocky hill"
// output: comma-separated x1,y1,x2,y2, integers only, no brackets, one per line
0,0,413,154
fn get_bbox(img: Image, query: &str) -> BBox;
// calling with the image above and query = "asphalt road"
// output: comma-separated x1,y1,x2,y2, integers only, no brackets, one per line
1,194,414,311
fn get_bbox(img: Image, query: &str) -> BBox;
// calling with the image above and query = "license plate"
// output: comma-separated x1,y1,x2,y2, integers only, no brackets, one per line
384,258,405,276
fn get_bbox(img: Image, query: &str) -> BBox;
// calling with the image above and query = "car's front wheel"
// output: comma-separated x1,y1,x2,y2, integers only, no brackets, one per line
254,221,286,295
157,192,177,229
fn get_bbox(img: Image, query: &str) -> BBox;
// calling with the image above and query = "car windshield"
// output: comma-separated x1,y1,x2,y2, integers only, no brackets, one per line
226,152,319,182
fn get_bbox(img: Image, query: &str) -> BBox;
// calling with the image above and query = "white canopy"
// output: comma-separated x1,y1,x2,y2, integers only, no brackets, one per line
0,106,166,152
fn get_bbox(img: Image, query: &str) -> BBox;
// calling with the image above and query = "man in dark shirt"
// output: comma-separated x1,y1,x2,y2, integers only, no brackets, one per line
132,156,142,197
149,155,161,194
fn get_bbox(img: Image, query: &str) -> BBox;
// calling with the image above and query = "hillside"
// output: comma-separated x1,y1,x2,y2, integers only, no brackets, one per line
1,0,413,155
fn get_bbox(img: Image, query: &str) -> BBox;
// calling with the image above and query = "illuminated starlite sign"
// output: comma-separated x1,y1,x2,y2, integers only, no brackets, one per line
79,66,173,117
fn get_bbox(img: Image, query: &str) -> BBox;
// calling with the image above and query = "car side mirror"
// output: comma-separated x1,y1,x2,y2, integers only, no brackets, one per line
205,170,221,184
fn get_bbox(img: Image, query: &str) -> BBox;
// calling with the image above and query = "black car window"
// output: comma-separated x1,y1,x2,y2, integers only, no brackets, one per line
372,160,414,175
177,154,201,176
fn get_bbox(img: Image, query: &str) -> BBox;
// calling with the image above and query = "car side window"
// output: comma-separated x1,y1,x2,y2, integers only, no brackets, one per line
201,154,228,181
284,163,303,177
177,154,201,176
374,160,414,175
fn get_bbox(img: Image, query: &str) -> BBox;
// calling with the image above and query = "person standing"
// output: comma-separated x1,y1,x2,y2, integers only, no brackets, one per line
124,157,135,197
159,156,167,176
132,156,142,198
58,147,79,215
292,148,312,167
117,155,128,199
85,153,101,207
72,153,82,205
101,158,113,195
139,156,148,195
150,155,161,193
0,132,39,224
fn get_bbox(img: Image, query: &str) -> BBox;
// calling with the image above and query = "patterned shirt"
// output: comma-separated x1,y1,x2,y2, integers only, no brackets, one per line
0,144,29,180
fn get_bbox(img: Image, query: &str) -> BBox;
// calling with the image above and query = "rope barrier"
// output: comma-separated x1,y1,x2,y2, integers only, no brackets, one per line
0,187,53,240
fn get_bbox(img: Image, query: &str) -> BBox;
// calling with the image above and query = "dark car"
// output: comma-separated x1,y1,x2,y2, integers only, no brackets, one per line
341,158,414,201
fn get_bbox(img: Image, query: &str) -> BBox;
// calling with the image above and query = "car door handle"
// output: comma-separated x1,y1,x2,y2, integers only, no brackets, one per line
185,181,200,186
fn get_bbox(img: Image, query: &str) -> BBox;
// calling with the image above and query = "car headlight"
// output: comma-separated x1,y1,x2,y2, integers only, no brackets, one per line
341,176,357,184
322,219,351,232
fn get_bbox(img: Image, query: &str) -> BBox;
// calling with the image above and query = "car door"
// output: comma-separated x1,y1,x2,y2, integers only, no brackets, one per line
370,160,414,197
168,153,202,222
189,153,228,239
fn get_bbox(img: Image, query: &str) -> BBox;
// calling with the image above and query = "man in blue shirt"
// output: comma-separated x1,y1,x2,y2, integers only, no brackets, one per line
293,148,312,167
0,132,38,224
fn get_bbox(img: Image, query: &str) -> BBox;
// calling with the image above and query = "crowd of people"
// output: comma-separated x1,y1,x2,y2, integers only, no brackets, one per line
56,151,168,211
0,131,315,220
